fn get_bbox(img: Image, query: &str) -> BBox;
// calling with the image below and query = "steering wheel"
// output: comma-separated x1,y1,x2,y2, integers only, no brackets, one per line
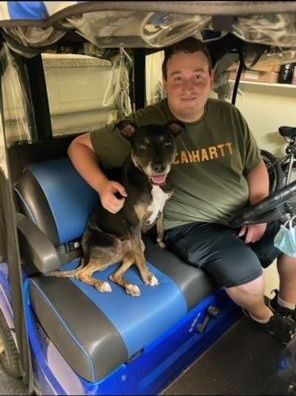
229,180,296,228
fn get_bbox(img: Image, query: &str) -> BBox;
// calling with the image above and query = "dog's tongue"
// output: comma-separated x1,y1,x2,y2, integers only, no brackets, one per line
151,175,167,185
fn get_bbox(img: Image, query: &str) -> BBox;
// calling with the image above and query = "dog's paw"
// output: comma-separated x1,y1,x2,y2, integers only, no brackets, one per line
146,274,159,287
157,240,166,249
95,281,112,293
126,284,141,297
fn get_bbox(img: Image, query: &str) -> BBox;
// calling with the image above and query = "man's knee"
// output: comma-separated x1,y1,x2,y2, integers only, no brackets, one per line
206,249,263,288
226,274,265,297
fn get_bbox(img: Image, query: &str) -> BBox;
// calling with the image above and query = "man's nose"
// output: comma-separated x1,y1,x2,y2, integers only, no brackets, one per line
182,78,195,90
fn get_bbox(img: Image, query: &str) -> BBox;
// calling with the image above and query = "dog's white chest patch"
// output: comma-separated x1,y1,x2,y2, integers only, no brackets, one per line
147,186,170,225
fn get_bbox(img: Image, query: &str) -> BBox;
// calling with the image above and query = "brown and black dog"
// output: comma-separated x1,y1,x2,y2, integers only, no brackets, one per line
47,121,183,296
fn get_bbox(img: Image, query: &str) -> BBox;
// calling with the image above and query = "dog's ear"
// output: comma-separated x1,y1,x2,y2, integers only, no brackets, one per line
165,121,185,137
116,120,137,140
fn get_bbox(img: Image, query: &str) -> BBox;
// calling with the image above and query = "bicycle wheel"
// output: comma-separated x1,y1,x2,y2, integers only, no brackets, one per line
261,149,285,194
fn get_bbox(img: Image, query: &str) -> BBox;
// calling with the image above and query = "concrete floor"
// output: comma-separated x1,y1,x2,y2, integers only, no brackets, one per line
0,366,28,395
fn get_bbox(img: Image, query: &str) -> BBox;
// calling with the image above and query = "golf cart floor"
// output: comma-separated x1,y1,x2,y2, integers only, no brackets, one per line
163,315,289,395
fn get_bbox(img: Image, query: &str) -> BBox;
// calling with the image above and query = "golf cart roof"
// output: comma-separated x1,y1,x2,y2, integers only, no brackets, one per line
0,1,295,57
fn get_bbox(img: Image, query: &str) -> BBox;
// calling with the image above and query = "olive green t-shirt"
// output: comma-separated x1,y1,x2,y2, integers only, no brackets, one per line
91,98,261,230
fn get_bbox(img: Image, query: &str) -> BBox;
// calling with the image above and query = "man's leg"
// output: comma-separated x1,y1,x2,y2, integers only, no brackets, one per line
226,275,273,322
268,254,296,319
251,221,296,319
165,221,270,321
165,221,296,345
277,254,296,307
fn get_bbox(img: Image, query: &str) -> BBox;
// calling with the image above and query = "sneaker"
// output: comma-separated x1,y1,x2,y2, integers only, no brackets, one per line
265,314,296,346
268,289,296,322
243,309,296,346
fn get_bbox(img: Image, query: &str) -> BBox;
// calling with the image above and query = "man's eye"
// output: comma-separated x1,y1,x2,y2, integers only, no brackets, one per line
193,74,202,81
174,76,183,82
164,141,171,147
139,144,146,150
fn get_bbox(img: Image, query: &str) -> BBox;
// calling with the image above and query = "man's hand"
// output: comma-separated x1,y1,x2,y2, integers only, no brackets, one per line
239,223,267,244
99,180,127,214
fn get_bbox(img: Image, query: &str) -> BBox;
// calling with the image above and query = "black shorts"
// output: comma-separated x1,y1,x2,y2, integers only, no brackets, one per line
164,221,282,288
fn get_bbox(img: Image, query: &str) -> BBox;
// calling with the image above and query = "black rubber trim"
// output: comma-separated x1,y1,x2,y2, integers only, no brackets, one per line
14,170,59,246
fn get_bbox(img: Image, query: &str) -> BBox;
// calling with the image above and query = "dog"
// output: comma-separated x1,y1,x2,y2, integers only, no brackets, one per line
47,120,183,296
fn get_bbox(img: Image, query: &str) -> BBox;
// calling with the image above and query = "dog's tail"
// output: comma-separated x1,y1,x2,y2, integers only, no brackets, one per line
43,259,85,278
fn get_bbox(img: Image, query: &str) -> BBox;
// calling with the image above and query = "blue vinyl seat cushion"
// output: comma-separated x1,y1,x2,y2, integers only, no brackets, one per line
15,157,99,246
28,256,204,382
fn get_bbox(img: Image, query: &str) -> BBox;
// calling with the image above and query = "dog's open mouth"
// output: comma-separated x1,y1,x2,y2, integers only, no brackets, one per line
150,174,167,186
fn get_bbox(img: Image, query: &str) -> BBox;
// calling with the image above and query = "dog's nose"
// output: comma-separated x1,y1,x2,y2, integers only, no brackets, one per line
152,163,166,173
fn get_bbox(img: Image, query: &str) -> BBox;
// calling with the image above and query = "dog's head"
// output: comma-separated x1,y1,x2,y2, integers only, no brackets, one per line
117,121,184,186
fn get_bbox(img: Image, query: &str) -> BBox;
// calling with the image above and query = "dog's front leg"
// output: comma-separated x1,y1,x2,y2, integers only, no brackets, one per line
75,261,112,292
129,226,159,289
109,251,141,297
156,212,166,249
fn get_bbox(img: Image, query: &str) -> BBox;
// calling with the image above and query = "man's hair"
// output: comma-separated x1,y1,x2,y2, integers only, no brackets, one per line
162,37,212,80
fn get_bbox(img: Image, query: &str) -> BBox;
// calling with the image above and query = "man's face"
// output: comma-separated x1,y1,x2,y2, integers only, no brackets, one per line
163,51,214,123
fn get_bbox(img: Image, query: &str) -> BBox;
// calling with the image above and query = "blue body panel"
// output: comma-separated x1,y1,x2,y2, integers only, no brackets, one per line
0,261,241,395
0,264,13,328
23,277,240,395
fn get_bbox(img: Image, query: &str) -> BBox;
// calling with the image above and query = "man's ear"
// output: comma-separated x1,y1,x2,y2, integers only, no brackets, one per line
162,74,167,95
116,120,137,139
210,70,215,90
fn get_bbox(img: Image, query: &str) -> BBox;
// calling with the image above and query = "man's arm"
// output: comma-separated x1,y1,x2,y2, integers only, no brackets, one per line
247,159,269,205
68,133,127,213
239,160,269,244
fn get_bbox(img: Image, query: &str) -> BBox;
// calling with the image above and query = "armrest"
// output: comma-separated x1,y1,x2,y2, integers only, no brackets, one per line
17,213,60,273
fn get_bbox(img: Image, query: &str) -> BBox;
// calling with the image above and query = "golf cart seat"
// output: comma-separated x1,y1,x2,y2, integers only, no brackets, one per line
14,157,238,386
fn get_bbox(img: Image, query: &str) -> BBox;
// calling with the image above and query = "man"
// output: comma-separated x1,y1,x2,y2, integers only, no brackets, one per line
68,37,296,345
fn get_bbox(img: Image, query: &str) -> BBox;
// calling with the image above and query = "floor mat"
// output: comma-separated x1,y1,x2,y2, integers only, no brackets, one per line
163,316,291,395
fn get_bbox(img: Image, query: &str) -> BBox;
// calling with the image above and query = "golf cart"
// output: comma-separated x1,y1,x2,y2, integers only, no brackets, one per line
0,2,296,395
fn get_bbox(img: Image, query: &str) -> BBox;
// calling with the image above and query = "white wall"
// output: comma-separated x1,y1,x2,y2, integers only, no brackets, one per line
234,82,296,157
